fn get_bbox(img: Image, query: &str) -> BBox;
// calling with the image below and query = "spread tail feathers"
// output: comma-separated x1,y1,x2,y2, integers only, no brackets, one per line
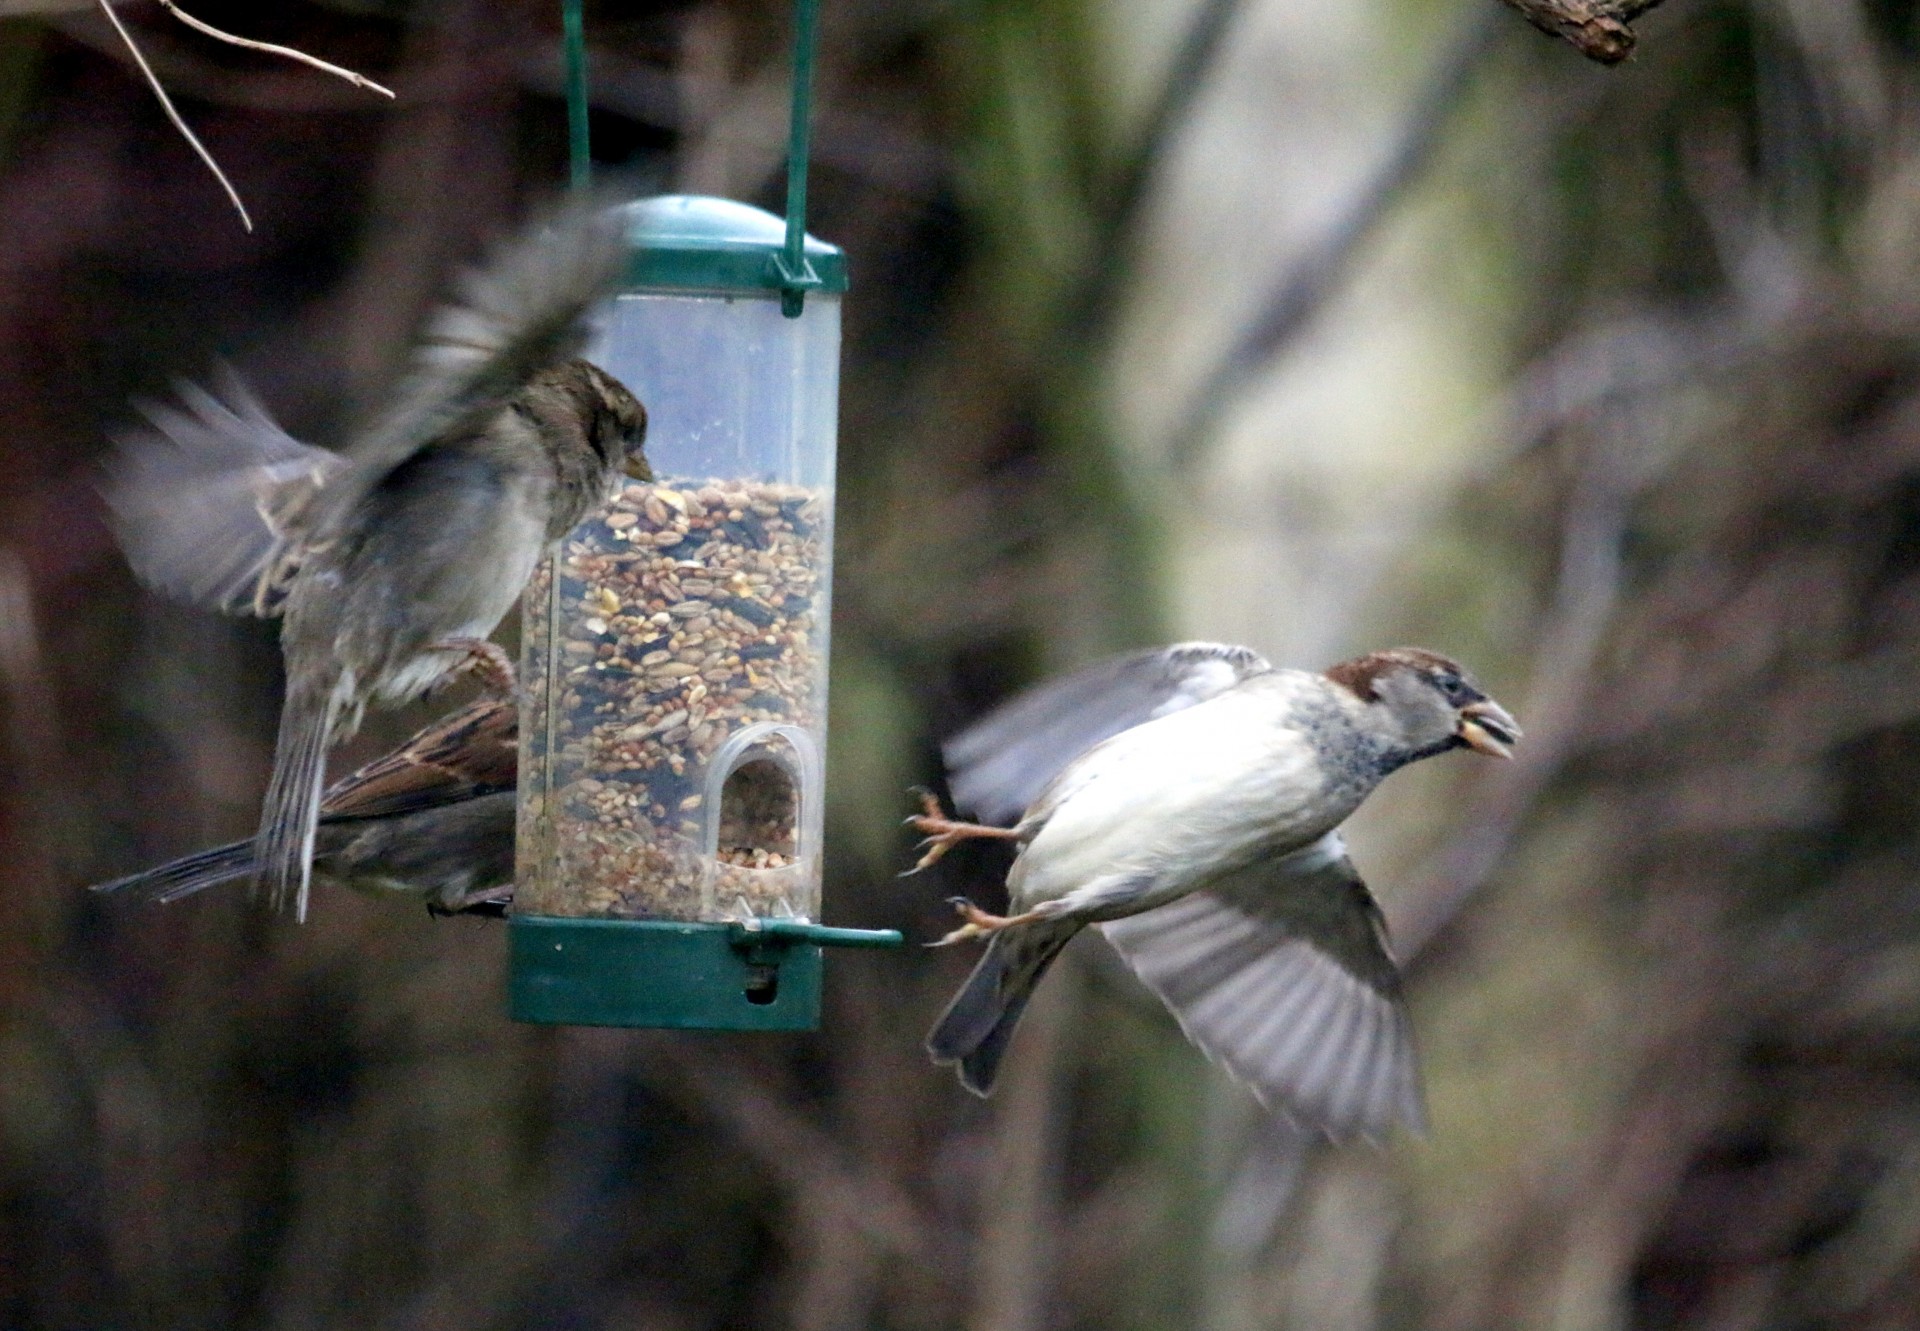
256,681,341,922
927,920,1080,1095
91,840,255,904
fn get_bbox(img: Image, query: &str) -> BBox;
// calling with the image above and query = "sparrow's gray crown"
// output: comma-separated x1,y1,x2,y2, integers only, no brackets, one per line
1325,647,1521,764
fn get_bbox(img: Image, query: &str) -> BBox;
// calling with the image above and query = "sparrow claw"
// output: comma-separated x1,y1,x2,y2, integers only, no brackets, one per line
436,637,517,699
901,789,1022,871
925,895,1024,945
909,837,958,873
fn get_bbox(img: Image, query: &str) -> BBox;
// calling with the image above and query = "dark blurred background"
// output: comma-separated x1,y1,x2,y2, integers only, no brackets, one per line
6,0,1920,1327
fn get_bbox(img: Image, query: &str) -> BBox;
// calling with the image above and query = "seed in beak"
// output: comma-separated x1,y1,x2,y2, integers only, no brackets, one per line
1457,701,1520,759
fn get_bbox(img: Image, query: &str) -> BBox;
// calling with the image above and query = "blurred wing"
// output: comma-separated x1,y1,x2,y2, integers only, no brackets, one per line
104,365,341,616
312,200,626,528
320,696,518,821
1098,833,1425,1141
945,642,1272,825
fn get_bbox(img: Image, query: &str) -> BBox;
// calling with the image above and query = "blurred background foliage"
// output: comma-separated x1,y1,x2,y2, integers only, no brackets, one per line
3,0,1920,1327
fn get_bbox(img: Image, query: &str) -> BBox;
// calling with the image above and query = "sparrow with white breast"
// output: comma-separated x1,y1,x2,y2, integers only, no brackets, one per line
93,695,518,915
107,202,650,920
913,644,1520,1140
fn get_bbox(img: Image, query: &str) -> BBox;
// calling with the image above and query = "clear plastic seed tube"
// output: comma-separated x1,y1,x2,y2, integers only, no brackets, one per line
517,288,840,924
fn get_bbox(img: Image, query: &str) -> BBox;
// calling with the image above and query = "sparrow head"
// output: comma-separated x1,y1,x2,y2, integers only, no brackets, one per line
1325,647,1521,765
533,359,650,480
577,360,652,481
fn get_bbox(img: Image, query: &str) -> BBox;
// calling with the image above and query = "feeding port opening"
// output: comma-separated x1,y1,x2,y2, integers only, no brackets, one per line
719,757,799,867
703,724,819,922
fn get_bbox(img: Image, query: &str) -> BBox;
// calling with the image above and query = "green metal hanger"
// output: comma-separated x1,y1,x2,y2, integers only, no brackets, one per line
561,0,826,315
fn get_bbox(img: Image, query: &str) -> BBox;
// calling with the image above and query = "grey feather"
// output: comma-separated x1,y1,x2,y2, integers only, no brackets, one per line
104,364,341,616
306,201,627,537
95,791,516,911
92,841,256,904
922,643,1513,1130
945,642,1272,825
1098,835,1424,1140
927,919,1082,1095
1209,1113,1319,1257
105,204,641,925
256,676,342,922
316,791,516,906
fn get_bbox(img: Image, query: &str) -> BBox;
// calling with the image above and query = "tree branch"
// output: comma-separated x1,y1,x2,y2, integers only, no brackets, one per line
647,1043,942,1269
1166,7,1503,469
96,0,251,232
1061,0,1250,346
153,0,394,98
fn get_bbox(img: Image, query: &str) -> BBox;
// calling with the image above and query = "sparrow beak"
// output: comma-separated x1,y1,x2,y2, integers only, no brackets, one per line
1456,699,1521,759
622,452,654,481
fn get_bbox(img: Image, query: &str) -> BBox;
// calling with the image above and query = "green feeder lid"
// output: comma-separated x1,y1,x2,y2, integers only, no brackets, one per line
621,195,848,297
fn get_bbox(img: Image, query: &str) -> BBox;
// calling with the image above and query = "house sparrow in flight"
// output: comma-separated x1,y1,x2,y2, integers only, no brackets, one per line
107,202,649,921
913,644,1520,1140
92,695,517,915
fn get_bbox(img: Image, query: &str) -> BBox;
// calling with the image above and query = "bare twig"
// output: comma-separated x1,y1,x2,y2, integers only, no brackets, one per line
968,965,1076,1331
96,0,252,232
47,12,412,111
790,1207,888,1331
1497,0,1670,64
325,0,515,398
1166,7,1504,469
648,1043,941,1267
1398,233,1819,958
1062,0,1251,345
153,1,394,98
1399,422,1640,960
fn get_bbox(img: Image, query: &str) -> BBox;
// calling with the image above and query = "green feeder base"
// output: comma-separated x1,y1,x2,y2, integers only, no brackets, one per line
509,916,903,1031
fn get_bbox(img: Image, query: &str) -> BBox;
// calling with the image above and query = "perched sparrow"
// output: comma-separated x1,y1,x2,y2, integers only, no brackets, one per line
93,696,517,915
913,644,1520,1139
107,203,649,920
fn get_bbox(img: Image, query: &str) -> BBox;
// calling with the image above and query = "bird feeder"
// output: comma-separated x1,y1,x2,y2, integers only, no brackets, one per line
509,0,899,1030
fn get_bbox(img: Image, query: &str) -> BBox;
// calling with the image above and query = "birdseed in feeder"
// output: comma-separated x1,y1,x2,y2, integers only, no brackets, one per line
516,479,829,923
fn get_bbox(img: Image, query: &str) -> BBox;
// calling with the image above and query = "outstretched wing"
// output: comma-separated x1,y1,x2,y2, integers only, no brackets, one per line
944,642,1272,825
1098,833,1424,1141
320,695,518,822
104,365,341,616
306,200,627,535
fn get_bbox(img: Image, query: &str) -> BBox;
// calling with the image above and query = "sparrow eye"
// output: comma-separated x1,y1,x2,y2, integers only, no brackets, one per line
1434,671,1473,705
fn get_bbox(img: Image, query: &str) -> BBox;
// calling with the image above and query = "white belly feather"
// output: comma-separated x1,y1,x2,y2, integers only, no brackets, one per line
1007,673,1362,919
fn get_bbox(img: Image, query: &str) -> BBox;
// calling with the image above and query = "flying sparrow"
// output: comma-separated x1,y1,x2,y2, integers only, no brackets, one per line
107,202,649,921
93,695,518,915
913,644,1520,1139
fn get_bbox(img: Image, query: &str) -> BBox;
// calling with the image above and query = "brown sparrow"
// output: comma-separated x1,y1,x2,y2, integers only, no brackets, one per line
912,644,1520,1140
93,696,518,915
107,203,649,920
